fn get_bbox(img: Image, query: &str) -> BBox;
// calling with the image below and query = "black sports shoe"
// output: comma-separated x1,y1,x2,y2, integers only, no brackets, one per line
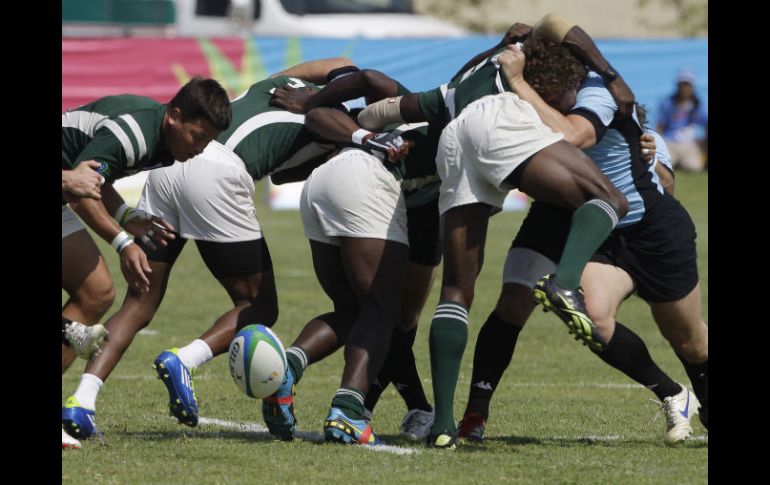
457,412,486,443
533,274,607,351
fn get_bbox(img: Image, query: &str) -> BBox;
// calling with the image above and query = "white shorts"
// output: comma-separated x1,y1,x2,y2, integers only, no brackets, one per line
300,148,408,246
437,92,563,215
61,205,85,239
137,141,262,242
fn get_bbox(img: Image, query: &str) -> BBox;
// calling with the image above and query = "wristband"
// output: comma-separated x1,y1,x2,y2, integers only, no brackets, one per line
352,129,373,146
113,203,133,227
111,231,133,253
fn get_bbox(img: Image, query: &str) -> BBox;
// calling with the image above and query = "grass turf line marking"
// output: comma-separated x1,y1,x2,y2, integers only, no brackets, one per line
197,417,420,455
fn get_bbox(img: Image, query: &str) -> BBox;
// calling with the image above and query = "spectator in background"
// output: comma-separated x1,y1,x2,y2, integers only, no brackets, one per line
656,69,708,171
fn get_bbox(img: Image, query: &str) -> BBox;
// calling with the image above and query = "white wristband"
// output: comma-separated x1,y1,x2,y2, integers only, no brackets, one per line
351,129,373,146
113,203,132,227
110,231,133,253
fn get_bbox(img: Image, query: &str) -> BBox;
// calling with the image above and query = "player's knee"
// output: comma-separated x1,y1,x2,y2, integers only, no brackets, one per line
78,284,116,317
669,336,706,362
441,286,474,308
610,191,629,219
495,288,534,327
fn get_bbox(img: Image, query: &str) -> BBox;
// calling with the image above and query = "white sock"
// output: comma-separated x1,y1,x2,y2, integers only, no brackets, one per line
176,339,213,370
72,373,103,411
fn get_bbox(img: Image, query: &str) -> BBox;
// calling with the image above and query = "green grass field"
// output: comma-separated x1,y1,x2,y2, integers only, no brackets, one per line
62,172,708,484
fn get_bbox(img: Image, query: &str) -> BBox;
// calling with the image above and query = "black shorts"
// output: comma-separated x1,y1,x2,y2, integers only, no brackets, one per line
511,195,699,303
510,201,572,263
407,199,441,267
593,195,698,303
138,236,274,280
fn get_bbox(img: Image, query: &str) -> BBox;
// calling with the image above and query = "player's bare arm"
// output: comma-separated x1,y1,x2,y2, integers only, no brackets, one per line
271,68,400,114
498,45,596,149
269,57,354,84
305,106,413,163
100,184,176,250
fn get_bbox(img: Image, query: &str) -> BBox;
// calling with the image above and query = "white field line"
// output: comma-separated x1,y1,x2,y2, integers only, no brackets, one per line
197,417,420,455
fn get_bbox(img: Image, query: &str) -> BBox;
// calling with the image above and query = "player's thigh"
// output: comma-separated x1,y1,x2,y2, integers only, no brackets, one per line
196,238,277,305
516,139,623,211
649,283,707,340
61,229,113,299
309,239,359,313
341,237,409,303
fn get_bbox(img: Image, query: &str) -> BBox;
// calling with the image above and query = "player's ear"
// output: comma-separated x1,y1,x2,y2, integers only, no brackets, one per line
167,106,182,126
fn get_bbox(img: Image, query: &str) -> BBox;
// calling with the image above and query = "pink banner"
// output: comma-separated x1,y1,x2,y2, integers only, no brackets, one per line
62,38,247,113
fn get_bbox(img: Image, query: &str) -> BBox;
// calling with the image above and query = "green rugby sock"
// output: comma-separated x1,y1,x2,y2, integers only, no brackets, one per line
331,387,365,421
555,199,619,289
285,346,308,384
429,300,469,435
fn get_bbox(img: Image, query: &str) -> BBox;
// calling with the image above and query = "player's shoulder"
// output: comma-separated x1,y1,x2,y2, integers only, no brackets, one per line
91,94,163,114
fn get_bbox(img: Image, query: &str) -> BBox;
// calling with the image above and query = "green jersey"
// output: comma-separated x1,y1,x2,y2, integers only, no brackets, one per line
218,76,335,181
387,123,441,208
61,95,173,183
378,82,441,208
417,47,511,131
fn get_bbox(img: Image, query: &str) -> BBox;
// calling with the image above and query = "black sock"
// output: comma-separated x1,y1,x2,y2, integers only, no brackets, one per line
62,317,72,346
392,327,432,412
465,311,522,419
363,374,390,413
592,322,681,400
677,354,708,408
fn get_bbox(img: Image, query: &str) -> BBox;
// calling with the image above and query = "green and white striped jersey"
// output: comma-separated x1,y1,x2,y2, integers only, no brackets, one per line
61,95,173,184
417,47,511,132
218,76,335,181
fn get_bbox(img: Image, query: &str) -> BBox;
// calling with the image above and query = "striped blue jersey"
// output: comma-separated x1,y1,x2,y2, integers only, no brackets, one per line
572,72,663,227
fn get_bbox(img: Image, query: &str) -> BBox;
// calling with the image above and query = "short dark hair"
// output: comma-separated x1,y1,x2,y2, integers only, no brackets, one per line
522,39,587,101
168,77,231,131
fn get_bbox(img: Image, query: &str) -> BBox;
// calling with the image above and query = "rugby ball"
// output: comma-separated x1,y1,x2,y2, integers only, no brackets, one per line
228,324,287,399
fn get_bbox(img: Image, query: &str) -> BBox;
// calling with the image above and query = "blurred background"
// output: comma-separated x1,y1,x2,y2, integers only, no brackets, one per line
62,0,708,206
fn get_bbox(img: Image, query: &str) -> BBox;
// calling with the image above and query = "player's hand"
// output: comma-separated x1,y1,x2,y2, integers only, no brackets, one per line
606,76,635,118
270,86,315,114
498,44,526,85
63,161,104,199
503,22,532,45
362,132,414,163
639,133,657,164
124,212,176,250
120,244,151,293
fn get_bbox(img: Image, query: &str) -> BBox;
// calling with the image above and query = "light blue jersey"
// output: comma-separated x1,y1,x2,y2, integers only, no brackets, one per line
646,129,673,194
572,72,663,227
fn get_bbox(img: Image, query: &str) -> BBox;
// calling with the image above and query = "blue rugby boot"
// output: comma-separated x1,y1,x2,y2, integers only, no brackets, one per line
324,407,381,445
262,367,296,440
62,396,99,439
533,274,607,351
153,349,199,427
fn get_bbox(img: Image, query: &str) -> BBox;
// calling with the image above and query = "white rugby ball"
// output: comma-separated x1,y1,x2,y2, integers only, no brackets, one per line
228,324,287,399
